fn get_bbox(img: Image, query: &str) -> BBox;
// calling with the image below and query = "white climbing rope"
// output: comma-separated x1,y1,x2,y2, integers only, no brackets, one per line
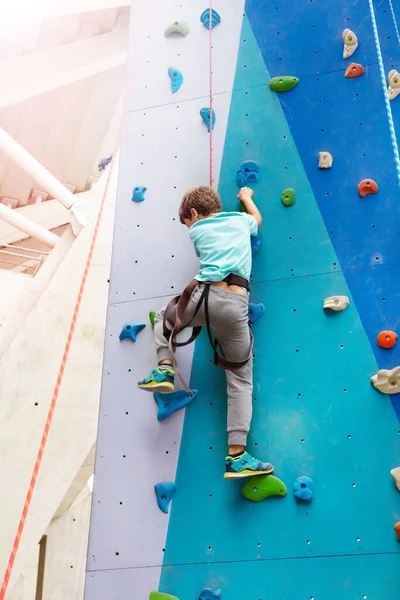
368,0,400,187
388,0,400,46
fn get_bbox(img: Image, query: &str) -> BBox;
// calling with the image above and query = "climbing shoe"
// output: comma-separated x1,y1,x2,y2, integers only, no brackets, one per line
137,366,175,393
224,451,274,479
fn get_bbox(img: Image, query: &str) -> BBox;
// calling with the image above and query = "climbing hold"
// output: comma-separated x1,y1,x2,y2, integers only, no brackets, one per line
119,323,145,342
390,467,400,491
269,76,299,92
345,63,364,78
200,108,215,132
394,522,400,541
342,28,358,59
149,311,156,328
98,155,112,172
164,21,190,37
236,161,260,187
198,589,221,600
281,188,294,207
318,151,333,169
388,69,400,100
358,179,378,197
168,67,183,94
154,388,198,421
131,186,147,202
248,303,265,324
154,482,176,514
323,296,350,311
371,367,400,394
293,476,314,502
242,474,288,502
377,331,398,349
251,233,261,255
200,8,221,29
149,593,180,600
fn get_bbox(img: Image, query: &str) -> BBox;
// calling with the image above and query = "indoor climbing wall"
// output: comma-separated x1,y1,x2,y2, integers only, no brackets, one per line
85,1,400,599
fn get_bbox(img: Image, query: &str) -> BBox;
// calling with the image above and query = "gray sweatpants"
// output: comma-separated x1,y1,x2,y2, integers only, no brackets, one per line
154,283,253,447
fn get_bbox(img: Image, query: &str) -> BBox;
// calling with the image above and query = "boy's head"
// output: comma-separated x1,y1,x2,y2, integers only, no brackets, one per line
179,186,222,227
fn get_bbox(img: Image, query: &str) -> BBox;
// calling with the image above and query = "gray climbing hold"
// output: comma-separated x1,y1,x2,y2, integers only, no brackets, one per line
154,482,176,514
168,67,183,94
164,21,190,37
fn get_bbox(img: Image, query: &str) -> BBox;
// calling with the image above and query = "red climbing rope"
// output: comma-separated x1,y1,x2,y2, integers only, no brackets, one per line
0,6,151,597
209,1,214,188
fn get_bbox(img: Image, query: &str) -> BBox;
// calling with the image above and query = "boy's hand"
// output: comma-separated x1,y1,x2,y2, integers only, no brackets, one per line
237,187,254,203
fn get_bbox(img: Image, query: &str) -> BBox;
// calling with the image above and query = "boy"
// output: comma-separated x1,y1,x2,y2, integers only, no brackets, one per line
138,186,274,479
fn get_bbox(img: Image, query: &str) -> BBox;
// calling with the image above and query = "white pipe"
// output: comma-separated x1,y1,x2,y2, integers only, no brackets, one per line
0,203,59,248
0,126,76,210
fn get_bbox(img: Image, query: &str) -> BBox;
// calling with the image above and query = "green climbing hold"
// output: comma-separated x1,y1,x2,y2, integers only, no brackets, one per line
242,474,288,502
269,76,299,92
149,593,180,600
281,188,295,207
149,311,156,328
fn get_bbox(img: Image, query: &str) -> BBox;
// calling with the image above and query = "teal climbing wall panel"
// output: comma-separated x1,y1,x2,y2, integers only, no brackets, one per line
85,1,400,599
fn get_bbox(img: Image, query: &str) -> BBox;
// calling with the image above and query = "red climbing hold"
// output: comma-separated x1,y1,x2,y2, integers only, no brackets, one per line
377,331,398,349
358,179,378,197
345,63,365,78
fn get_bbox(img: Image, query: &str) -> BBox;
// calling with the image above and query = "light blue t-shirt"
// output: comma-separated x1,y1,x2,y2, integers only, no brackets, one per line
189,211,258,282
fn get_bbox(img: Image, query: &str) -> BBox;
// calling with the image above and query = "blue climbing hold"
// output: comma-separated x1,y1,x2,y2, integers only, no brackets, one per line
168,67,183,94
131,186,147,202
293,476,314,502
154,482,176,514
200,9,221,29
198,589,221,600
251,233,261,255
119,323,146,342
248,302,265,324
98,155,112,172
154,388,198,421
200,108,215,132
236,161,260,187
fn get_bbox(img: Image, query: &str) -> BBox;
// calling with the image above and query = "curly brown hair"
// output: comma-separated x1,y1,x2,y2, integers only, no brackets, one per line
178,186,222,224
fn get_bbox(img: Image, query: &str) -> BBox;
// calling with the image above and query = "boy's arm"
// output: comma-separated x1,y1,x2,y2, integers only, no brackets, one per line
237,187,262,227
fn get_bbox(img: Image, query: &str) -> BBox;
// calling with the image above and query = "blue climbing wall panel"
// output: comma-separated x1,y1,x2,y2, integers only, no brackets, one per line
85,1,400,599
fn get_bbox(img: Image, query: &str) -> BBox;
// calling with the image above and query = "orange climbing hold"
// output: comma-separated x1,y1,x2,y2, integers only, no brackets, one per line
394,521,400,540
377,331,398,349
345,63,365,78
358,179,379,197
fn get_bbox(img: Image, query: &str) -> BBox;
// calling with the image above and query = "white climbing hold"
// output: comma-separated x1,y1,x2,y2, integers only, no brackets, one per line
342,28,358,59
390,467,400,491
318,151,333,169
323,296,349,311
371,367,400,394
164,20,190,37
388,69,400,101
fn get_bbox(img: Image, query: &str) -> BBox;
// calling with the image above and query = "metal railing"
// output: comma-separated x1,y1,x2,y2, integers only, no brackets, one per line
0,244,49,276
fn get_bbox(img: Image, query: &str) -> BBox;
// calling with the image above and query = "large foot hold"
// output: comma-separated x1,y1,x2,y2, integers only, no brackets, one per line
269,76,299,92
248,302,265,324
281,188,295,207
168,67,183,94
150,593,180,600
154,482,176,514
200,107,216,131
377,331,398,349
199,589,222,600
318,151,333,169
388,69,400,101
293,476,314,501
119,323,145,342
371,367,400,394
236,160,260,187
342,28,358,59
358,179,378,197
200,8,221,29
323,296,349,311
154,388,198,421
131,186,147,202
225,452,274,480
164,21,190,37
390,466,400,491
345,63,364,78
242,474,287,501
394,522,400,541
